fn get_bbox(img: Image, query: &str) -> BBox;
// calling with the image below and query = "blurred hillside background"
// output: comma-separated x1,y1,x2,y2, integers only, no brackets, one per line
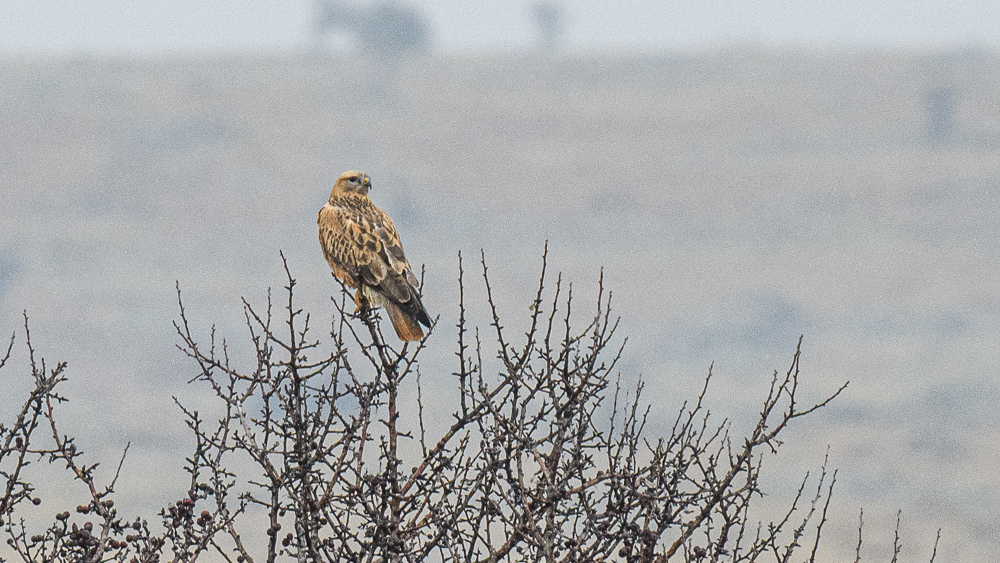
2,0,1000,560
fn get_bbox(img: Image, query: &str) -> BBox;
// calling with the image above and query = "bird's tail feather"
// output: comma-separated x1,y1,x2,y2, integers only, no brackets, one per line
384,301,426,341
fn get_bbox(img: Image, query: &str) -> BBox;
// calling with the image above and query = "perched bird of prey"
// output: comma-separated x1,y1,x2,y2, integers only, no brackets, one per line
318,171,432,341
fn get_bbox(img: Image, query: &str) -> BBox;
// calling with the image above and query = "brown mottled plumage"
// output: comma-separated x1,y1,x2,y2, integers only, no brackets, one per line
318,171,431,341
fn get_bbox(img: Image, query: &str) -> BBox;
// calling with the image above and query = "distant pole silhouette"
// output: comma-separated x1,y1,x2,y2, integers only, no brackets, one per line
531,1,565,51
925,86,955,146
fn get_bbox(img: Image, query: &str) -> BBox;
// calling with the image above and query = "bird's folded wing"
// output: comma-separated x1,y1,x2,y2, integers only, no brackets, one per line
319,204,418,303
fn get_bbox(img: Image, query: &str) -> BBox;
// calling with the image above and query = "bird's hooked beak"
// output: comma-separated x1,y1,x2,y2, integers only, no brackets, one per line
362,175,371,189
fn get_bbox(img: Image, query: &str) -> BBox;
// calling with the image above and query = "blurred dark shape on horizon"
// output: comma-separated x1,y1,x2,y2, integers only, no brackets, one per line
314,0,430,56
925,86,955,145
531,1,565,51
920,47,998,148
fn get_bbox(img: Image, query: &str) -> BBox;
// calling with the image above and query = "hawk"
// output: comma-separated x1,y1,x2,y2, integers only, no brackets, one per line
318,171,432,341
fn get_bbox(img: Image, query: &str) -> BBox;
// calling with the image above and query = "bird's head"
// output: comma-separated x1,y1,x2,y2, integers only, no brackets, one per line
331,170,372,197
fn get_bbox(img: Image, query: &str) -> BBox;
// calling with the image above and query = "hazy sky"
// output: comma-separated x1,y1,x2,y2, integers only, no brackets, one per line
2,0,999,54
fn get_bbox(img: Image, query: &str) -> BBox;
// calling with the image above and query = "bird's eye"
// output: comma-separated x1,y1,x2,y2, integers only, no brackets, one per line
348,176,358,183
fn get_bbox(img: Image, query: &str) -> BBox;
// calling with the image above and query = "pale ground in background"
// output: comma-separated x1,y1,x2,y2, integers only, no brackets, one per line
1,49,999,560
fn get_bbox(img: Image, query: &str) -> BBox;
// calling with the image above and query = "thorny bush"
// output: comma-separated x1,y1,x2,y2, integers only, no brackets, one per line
1,248,931,562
